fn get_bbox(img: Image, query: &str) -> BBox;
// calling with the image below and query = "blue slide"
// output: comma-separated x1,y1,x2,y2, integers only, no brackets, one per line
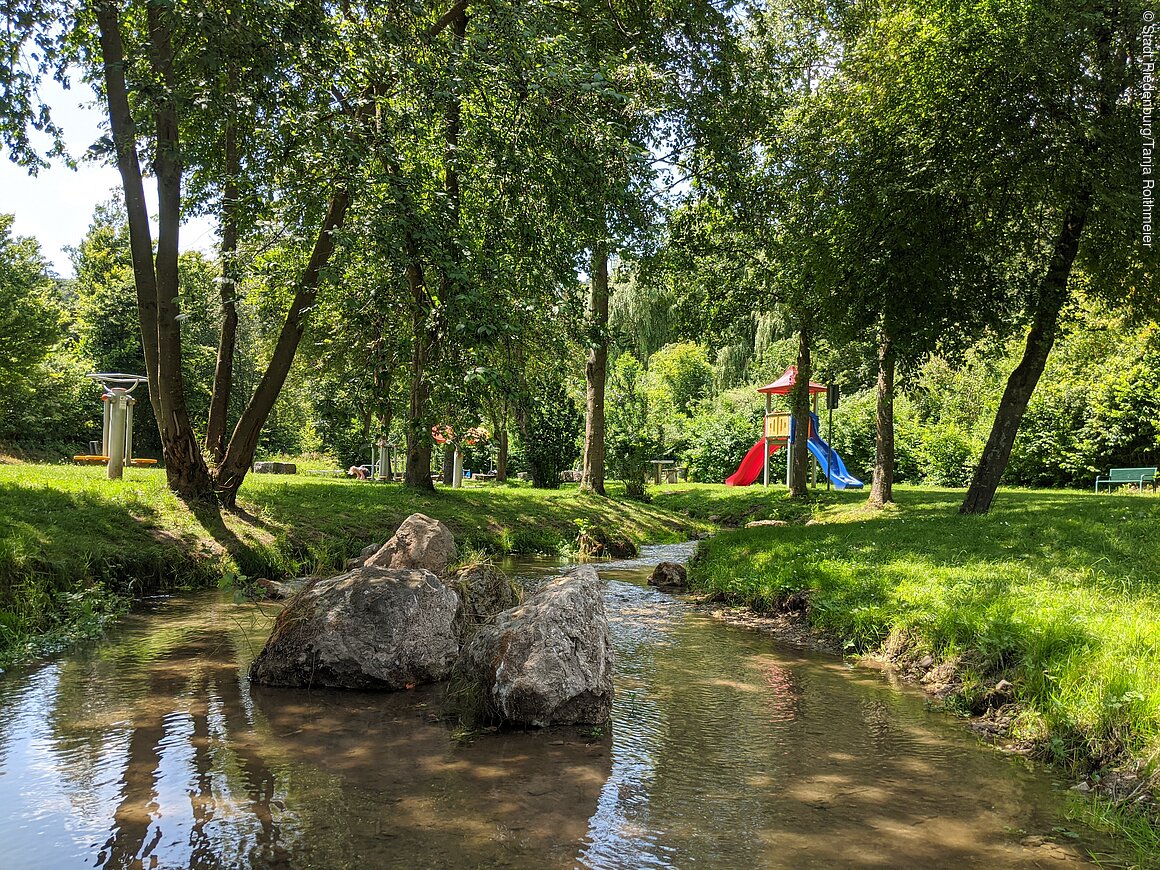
806,413,863,490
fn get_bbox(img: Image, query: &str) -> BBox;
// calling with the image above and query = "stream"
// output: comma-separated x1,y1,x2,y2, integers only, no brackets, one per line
0,542,1124,868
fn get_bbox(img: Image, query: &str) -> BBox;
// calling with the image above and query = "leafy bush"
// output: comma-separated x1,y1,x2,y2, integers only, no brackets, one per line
681,403,762,483
606,354,658,499
916,421,979,486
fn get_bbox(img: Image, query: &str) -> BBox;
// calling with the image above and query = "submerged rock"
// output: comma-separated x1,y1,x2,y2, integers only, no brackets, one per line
453,565,614,726
249,567,460,690
363,513,457,575
648,561,688,593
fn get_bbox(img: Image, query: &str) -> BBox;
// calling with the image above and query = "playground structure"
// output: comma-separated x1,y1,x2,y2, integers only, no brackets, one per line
72,373,158,479
725,366,862,490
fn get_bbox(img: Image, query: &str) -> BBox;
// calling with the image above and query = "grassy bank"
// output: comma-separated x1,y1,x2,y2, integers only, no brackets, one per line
0,464,707,666
668,484,1160,842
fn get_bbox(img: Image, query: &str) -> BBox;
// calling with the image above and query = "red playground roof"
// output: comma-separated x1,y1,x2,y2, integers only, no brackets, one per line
757,366,827,395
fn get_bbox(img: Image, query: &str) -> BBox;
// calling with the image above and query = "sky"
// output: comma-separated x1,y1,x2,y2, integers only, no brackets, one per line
0,77,217,277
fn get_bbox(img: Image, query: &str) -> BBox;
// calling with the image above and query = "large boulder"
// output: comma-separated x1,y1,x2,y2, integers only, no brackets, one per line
364,513,456,575
453,565,614,726
249,567,460,690
449,563,521,640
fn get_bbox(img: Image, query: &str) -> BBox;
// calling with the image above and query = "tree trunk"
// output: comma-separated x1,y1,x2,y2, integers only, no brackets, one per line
404,259,435,490
206,97,240,466
215,190,351,505
580,240,609,496
960,199,1089,514
97,0,213,499
869,320,895,507
496,428,508,482
94,1,160,420
790,321,811,499
442,443,456,486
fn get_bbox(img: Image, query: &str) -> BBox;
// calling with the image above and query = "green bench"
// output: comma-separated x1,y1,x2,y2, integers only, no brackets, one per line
1094,466,1158,493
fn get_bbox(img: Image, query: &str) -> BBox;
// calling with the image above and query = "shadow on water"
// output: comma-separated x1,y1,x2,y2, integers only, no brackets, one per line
0,543,1128,868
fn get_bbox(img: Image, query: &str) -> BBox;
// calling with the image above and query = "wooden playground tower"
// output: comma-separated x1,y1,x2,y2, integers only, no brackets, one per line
757,366,826,488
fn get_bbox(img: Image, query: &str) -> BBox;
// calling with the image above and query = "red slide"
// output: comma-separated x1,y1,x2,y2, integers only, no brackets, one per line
725,440,779,486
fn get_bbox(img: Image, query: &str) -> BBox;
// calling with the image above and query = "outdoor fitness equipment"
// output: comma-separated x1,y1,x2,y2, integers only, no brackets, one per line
74,373,156,480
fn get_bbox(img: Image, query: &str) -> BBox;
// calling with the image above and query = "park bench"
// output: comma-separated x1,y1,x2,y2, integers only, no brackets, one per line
1094,466,1158,493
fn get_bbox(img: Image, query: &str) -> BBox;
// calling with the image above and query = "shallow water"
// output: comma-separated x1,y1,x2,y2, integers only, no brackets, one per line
0,543,1121,868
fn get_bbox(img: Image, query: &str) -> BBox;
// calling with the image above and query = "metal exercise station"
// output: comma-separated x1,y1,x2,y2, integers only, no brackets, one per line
73,373,158,479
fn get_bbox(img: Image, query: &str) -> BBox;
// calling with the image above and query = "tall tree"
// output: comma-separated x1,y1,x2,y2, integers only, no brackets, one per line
581,242,609,494
945,0,1156,512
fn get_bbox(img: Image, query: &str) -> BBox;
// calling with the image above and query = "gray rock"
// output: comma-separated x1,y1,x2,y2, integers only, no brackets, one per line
453,565,613,726
365,513,456,575
745,519,788,528
347,541,383,570
253,461,276,473
449,563,521,639
256,577,307,600
648,561,687,592
249,567,460,690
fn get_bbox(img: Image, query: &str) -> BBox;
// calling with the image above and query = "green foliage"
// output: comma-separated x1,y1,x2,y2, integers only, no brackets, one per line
681,402,761,484
0,214,58,381
915,422,980,487
516,376,582,490
606,353,657,499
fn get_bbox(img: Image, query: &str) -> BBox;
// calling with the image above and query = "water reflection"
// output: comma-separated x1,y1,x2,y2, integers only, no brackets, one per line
0,544,1122,868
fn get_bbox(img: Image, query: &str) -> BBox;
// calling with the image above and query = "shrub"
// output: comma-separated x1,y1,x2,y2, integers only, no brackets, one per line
606,354,658,499
681,404,762,483
916,421,980,486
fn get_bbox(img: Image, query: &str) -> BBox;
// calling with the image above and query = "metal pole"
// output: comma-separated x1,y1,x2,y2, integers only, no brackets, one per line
107,395,127,480
811,394,818,488
763,394,771,487
827,403,833,491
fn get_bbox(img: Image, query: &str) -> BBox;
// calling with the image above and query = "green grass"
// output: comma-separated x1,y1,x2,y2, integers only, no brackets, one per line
0,464,708,667
671,483,1160,833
